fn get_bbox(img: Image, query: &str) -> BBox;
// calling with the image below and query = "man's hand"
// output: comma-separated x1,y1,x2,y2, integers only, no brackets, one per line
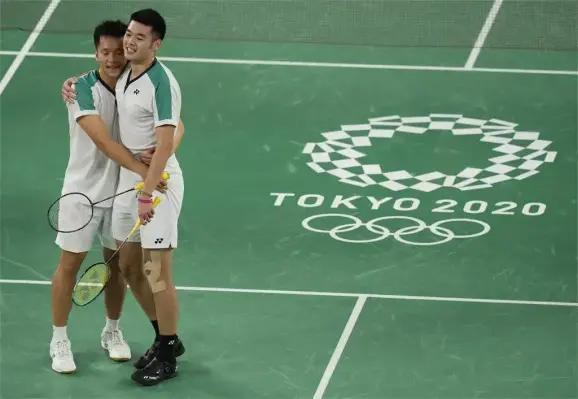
137,195,155,225
153,175,168,193
136,164,168,194
62,77,77,104
137,148,155,165
136,149,168,192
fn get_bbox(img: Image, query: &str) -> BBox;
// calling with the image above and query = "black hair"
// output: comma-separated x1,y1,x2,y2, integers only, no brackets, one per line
129,8,166,40
93,20,128,48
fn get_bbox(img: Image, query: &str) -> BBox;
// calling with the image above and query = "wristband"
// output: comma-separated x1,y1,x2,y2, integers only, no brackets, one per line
137,189,153,197
138,197,153,204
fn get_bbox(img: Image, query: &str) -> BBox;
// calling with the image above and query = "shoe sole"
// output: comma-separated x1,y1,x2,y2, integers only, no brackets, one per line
110,356,131,362
52,367,76,374
50,353,76,374
131,371,178,386
102,341,132,362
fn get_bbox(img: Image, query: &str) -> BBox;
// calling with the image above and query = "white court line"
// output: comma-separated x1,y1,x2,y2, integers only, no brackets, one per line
1,278,577,307
465,0,504,69
0,50,576,76
0,0,61,95
313,295,367,399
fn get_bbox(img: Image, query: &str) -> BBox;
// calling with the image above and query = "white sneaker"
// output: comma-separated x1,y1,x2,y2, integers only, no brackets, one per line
101,329,131,361
50,339,76,374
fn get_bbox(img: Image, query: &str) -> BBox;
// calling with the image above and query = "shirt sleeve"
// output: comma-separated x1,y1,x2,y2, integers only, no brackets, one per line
152,73,180,129
69,77,100,120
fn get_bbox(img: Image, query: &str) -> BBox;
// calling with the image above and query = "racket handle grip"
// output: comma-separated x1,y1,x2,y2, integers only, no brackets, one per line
130,197,163,235
134,172,170,190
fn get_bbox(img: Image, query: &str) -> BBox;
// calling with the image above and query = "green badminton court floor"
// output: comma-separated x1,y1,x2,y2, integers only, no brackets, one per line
0,1,577,398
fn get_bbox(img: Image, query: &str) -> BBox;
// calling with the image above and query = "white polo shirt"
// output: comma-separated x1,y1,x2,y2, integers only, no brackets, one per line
115,59,182,174
63,70,120,207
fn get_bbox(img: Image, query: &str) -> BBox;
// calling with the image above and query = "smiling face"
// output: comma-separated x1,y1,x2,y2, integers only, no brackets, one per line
123,20,161,62
95,35,126,78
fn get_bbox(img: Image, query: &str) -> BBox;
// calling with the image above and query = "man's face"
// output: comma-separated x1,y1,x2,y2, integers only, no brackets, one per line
96,36,126,78
123,20,160,61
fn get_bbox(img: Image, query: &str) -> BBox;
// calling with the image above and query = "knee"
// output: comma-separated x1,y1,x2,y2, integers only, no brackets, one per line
105,252,121,275
119,260,145,285
56,250,86,275
144,254,166,293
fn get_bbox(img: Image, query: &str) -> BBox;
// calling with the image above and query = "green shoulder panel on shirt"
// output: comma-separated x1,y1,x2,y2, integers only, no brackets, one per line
146,62,173,121
76,71,99,112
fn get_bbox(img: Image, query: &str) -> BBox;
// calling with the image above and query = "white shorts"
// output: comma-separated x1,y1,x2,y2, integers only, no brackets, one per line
55,205,116,253
112,169,184,249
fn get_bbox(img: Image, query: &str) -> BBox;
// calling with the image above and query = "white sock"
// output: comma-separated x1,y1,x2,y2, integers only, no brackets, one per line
105,317,119,331
52,326,68,341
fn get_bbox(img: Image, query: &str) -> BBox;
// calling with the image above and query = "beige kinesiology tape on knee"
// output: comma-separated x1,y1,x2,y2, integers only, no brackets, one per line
143,252,166,293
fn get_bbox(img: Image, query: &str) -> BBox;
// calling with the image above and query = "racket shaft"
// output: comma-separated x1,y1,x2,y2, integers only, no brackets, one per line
105,221,141,263
93,172,170,206
92,186,136,206
103,197,161,263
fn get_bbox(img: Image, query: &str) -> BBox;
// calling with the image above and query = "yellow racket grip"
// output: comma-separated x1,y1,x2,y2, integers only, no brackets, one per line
127,197,163,237
133,172,170,190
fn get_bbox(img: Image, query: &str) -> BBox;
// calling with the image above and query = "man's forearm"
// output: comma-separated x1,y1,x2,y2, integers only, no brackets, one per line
78,116,148,178
143,138,173,194
103,141,148,177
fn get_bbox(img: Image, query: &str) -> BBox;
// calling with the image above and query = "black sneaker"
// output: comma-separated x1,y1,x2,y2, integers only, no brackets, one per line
131,357,177,386
133,338,185,369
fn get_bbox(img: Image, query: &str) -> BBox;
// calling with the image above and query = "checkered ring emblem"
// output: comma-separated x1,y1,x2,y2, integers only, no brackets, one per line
302,114,557,192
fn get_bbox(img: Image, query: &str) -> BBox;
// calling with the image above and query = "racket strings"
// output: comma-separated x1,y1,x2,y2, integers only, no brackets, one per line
48,193,94,233
72,263,111,306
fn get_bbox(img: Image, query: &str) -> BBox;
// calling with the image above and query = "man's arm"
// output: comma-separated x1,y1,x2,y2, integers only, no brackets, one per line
137,119,185,166
77,115,148,179
173,119,185,154
143,125,174,195
142,73,181,195
72,76,148,179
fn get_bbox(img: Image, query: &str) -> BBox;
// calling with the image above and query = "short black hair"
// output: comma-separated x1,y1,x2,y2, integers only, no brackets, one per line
93,20,128,48
129,8,166,40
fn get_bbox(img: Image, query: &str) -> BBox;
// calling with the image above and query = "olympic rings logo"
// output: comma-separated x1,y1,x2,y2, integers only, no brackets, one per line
302,214,491,245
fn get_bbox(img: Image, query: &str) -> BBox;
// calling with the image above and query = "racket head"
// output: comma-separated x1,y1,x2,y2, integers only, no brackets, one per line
72,262,111,306
47,192,94,233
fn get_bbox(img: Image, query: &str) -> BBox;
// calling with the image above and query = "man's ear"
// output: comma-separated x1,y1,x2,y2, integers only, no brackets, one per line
152,38,161,52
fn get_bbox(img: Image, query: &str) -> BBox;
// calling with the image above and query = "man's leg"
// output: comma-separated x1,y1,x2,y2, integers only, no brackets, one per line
50,206,103,374
117,241,185,370
131,247,180,385
100,245,131,361
102,248,125,321
117,241,157,322
112,197,162,350
50,249,86,374
131,174,184,386
145,248,179,350
112,225,182,369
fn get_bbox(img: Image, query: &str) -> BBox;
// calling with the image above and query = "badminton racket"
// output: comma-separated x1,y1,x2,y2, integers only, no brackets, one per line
71,196,162,306
47,172,169,233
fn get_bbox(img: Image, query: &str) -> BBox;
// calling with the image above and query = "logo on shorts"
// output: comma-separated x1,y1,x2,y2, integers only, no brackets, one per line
154,238,163,244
